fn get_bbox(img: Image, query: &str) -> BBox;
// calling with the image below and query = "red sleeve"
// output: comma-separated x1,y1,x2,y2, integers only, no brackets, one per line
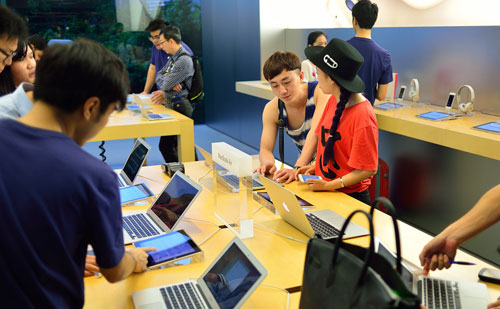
347,125,378,171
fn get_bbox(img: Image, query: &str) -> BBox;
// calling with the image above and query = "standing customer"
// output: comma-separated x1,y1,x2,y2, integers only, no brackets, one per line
347,0,393,105
0,39,155,308
297,38,378,205
301,31,327,82
0,5,28,73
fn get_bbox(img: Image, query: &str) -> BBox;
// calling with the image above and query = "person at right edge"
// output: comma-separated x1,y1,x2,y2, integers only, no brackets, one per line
347,0,393,105
296,38,378,205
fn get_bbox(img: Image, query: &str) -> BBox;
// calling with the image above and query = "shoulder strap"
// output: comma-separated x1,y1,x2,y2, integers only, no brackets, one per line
278,99,285,166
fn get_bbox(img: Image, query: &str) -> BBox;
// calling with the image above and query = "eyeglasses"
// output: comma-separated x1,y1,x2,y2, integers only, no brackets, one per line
156,40,167,45
148,35,161,42
0,47,17,65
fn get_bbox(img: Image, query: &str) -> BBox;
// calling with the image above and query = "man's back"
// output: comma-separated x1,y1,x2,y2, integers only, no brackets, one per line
0,119,124,308
347,37,392,105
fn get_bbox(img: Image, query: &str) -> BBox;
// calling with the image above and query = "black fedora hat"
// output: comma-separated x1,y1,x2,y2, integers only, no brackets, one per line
305,38,365,93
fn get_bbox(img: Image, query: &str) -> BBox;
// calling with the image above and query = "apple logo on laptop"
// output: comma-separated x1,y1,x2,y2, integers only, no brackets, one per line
282,202,290,212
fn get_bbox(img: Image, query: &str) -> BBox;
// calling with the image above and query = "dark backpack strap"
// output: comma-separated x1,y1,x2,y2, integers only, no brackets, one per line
176,52,193,91
278,99,285,165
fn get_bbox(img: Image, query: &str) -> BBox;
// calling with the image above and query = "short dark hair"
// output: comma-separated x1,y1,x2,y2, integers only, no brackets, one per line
34,38,129,115
160,25,181,44
263,51,301,81
0,5,28,40
0,39,28,95
352,0,378,29
145,19,170,32
307,31,327,46
27,34,47,51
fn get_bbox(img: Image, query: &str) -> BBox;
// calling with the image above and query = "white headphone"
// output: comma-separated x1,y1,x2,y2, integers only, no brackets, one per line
456,85,475,114
409,79,420,102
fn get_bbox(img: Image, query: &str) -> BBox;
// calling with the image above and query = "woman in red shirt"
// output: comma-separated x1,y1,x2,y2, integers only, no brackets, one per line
297,38,378,205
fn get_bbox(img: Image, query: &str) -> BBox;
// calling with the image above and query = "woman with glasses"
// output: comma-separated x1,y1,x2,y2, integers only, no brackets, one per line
0,39,36,96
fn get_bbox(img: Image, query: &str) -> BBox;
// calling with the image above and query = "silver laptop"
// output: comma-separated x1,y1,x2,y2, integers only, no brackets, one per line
132,236,267,309
259,175,369,240
194,145,265,192
116,137,151,188
134,94,174,121
375,239,489,309
122,171,202,244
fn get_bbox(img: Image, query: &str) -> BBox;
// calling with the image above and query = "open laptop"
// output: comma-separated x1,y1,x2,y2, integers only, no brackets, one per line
259,175,369,240
122,171,202,244
134,94,174,121
195,145,266,192
376,239,489,309
132,236,267,309
116,137,151,188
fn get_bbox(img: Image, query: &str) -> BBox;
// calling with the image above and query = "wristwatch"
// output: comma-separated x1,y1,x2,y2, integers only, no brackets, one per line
294,166,301,170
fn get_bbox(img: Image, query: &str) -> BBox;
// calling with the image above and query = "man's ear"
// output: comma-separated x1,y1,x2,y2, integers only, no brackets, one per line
352,17,358,27
299,71,304,81
82,97,101,121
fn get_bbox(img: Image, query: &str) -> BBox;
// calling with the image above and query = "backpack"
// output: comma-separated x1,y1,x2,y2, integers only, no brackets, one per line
179,53,204,103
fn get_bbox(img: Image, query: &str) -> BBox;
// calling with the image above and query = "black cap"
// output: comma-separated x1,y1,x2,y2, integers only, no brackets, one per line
305,38,365,93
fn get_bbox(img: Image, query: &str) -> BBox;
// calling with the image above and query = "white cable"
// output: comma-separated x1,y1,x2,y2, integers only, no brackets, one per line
183,217,219,228
261,284,290,309
198,168,213,183
254,223,307,244
252,205,265,215
197,227,221,246
136,174,166,185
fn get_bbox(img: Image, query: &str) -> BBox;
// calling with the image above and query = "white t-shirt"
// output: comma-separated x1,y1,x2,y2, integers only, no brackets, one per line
301,59,318,82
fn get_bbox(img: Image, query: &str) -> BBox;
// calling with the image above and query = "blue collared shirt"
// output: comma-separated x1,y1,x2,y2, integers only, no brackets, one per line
0,82,34,119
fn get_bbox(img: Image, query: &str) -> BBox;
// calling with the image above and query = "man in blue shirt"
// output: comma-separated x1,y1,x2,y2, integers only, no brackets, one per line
0,39,155,308
347,0,393,105
142,19,193,104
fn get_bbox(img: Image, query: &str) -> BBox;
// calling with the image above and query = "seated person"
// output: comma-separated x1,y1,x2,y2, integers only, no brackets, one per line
419,184,500,308
0,38,155,308
297,38,378,205
26,33,47,61
256,51,329,183
155,25,195,162
301,31,327,82
0,39,36,96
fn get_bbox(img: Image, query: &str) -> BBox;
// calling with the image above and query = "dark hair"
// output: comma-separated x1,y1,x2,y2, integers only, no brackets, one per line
0,5,28,40
159,25,181,44
26,34,47,51
352,0,378,29
307,31,327,46
263,51,301,81
322,86,352,167
0,40,29,95
145,19,170,32
34,38,129,114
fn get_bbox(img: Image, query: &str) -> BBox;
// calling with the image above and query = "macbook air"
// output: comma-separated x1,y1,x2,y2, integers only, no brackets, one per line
116,137,151,188
376,239,489,309
195,145,266,192
122,171,202,244
134,94,174,121
132,236,267,309
259,175,369,240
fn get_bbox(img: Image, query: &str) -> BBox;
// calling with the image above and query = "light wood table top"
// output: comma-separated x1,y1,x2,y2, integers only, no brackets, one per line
235,80,500,161
89,104,195,162
84,162,500,308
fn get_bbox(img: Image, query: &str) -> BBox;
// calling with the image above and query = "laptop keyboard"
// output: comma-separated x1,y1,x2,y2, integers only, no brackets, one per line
160,282,206,309
223,173,263,189
122,213,160,240
417,277,461,309
306,213,340,238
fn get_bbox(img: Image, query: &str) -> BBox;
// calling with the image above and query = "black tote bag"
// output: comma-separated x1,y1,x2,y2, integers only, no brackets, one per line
299,208,420,309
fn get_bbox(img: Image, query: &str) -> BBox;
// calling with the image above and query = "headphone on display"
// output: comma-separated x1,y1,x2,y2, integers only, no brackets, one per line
456,85,475,114
409,79,420,102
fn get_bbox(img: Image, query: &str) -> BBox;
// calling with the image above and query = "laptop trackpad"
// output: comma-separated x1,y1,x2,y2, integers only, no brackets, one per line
136,303,164,309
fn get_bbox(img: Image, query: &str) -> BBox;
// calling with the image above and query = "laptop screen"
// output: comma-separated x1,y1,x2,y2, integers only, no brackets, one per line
123,141,149,182
377,241,414,289
150,173,200,229
202,242,264,308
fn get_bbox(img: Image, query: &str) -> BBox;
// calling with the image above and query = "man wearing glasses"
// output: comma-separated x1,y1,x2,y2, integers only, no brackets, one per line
142,19,193,104
0,5,28,74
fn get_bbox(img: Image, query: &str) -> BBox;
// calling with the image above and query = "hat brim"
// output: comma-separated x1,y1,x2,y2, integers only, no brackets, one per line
305,46,365,94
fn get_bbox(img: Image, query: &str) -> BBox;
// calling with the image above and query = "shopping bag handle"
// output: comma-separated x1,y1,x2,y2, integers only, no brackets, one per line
370,197,402,274
328,209,375,287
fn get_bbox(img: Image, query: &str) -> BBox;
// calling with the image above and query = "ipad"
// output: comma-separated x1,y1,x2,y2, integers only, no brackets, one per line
417,111,456,121
473,121,500,134
374,102,407,110
134,230,202,268
119,183,154,204
256,191,313,207
298,174,321,182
